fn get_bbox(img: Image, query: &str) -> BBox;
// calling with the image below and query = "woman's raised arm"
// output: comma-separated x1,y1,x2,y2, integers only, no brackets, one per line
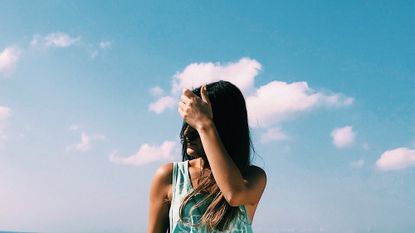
178,85,266,207
197,121,266,207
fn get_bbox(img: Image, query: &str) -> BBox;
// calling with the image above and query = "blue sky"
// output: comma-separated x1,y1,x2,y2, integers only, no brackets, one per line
1,1,414,232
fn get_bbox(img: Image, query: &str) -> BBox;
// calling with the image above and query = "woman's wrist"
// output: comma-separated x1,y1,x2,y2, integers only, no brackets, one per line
195,118,214,132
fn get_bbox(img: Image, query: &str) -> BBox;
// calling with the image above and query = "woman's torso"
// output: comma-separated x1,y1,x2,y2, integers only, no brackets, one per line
168,160,255,233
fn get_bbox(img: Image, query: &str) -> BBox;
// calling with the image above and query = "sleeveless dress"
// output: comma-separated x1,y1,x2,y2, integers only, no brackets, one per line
169,161,254,233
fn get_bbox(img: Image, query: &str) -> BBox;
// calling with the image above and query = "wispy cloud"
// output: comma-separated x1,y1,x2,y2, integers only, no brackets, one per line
322,93,354,107
148,96,176,114
67,131,106,152
0,46,22,76
331,126,356,148
362,142,370,150
149,86,165,97
99,41,111,49
67,124,81,131
89,40,112,59
376,147,415,171
148,86,173,113
350,159,365,168
0,106,12,121
260,127,289,144
109,140,179,166
31,32,80,48
0,106,12,147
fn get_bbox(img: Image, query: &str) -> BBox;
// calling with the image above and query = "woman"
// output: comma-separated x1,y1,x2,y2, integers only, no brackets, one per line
148,80,267,232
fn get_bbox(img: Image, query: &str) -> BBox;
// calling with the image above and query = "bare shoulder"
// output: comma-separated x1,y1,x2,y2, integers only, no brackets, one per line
246,165,266,177
153,162,174,185
242,165,267,209
244,165,267,186
150,162,174,203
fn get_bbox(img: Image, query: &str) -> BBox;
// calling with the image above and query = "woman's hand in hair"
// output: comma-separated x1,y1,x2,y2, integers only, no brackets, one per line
179,84,213,131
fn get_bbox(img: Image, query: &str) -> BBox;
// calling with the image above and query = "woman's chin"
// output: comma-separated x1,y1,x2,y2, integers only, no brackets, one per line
186,149,201,158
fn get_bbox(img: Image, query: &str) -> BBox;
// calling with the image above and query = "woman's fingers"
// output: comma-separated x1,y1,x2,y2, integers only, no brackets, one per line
179,86,213,126
200,84,210,105
180,89,195,105
178,101,186,111
183,88,196,97
178,104,185,119
180,96,190,104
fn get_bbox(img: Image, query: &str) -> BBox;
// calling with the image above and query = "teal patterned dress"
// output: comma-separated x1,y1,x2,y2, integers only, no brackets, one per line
169,161,253,233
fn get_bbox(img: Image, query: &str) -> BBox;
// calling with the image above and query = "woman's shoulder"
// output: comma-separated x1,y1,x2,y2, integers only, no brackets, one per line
153,161,189,181
152,162,174,185
244,165,267,182
246,165,266,173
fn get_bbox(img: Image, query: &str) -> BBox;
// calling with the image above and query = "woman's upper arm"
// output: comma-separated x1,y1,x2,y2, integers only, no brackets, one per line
229,165,267,207
147,163,173,233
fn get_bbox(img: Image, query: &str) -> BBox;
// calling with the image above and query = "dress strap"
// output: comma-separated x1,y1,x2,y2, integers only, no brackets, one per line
241,205,252,225
171,162,178,201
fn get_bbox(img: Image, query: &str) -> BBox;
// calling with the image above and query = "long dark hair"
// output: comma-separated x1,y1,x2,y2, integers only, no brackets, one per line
179,80,254,230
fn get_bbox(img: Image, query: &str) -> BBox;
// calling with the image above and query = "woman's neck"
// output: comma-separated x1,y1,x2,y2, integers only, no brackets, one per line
192,157,210,170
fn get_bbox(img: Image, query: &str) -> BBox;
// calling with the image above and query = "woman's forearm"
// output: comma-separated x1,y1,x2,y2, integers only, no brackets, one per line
196,120,246,205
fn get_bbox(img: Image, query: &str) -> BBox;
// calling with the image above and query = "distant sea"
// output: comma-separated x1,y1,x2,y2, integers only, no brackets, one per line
0,231,37,233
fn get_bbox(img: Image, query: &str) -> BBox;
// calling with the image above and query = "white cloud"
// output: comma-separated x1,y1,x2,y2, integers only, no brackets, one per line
89,41,112,59
331,126,356,148
89,50,99,59
171,57,261,95
99,41,111,49
75,132,92,151
109,140,179,166
150,57,353,129
323,93,354,107
149,86,164,97
68,124,81,131
0,47,22,76
376,147,415,171
0,106,12,146
44,33,80,47
260,127,289,144
67,132,106,152
30,35,41,46
148,96,176,114
350,159,365,168
31,32,80,48
247,81,353,127
0,106,11,121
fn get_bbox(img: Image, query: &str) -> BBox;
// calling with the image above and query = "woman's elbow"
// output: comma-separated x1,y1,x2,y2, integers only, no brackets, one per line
224,191,243,207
